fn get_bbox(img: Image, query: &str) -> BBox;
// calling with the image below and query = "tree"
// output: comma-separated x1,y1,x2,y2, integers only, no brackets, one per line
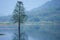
12,1,28,40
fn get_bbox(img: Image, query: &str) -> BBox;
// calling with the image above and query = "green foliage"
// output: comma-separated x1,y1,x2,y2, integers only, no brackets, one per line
12,1,28,23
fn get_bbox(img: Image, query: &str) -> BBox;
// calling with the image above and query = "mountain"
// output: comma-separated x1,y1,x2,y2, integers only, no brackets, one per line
0,15,12,22
0,0,60,22
26,0,60,22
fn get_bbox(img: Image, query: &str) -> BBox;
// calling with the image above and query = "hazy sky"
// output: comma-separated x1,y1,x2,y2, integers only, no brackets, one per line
0,0,51,16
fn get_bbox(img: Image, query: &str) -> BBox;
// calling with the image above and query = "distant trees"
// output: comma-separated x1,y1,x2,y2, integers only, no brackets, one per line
12,1,28,40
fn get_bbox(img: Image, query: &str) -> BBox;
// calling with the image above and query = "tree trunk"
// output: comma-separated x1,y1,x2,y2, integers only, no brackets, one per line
18,22,20,40
18,3,20,40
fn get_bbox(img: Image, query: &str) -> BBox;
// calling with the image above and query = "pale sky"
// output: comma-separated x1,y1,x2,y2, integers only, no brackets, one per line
0,0,52,16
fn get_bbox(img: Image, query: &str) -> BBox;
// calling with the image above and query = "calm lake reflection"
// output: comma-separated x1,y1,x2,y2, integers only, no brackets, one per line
0,24,60,40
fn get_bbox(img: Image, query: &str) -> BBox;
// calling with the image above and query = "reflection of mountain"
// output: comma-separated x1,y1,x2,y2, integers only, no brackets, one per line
0,0,60,22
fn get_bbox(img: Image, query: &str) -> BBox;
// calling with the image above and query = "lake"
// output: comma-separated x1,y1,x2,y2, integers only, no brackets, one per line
0,23,60,40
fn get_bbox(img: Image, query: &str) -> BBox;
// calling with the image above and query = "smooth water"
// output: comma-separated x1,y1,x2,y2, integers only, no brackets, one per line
0,24,60,40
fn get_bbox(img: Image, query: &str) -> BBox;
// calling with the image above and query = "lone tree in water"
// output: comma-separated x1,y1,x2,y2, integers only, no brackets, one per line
12,1,27,40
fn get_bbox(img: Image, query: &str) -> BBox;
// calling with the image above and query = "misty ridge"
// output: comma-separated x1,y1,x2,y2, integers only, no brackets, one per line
0,0,60,22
